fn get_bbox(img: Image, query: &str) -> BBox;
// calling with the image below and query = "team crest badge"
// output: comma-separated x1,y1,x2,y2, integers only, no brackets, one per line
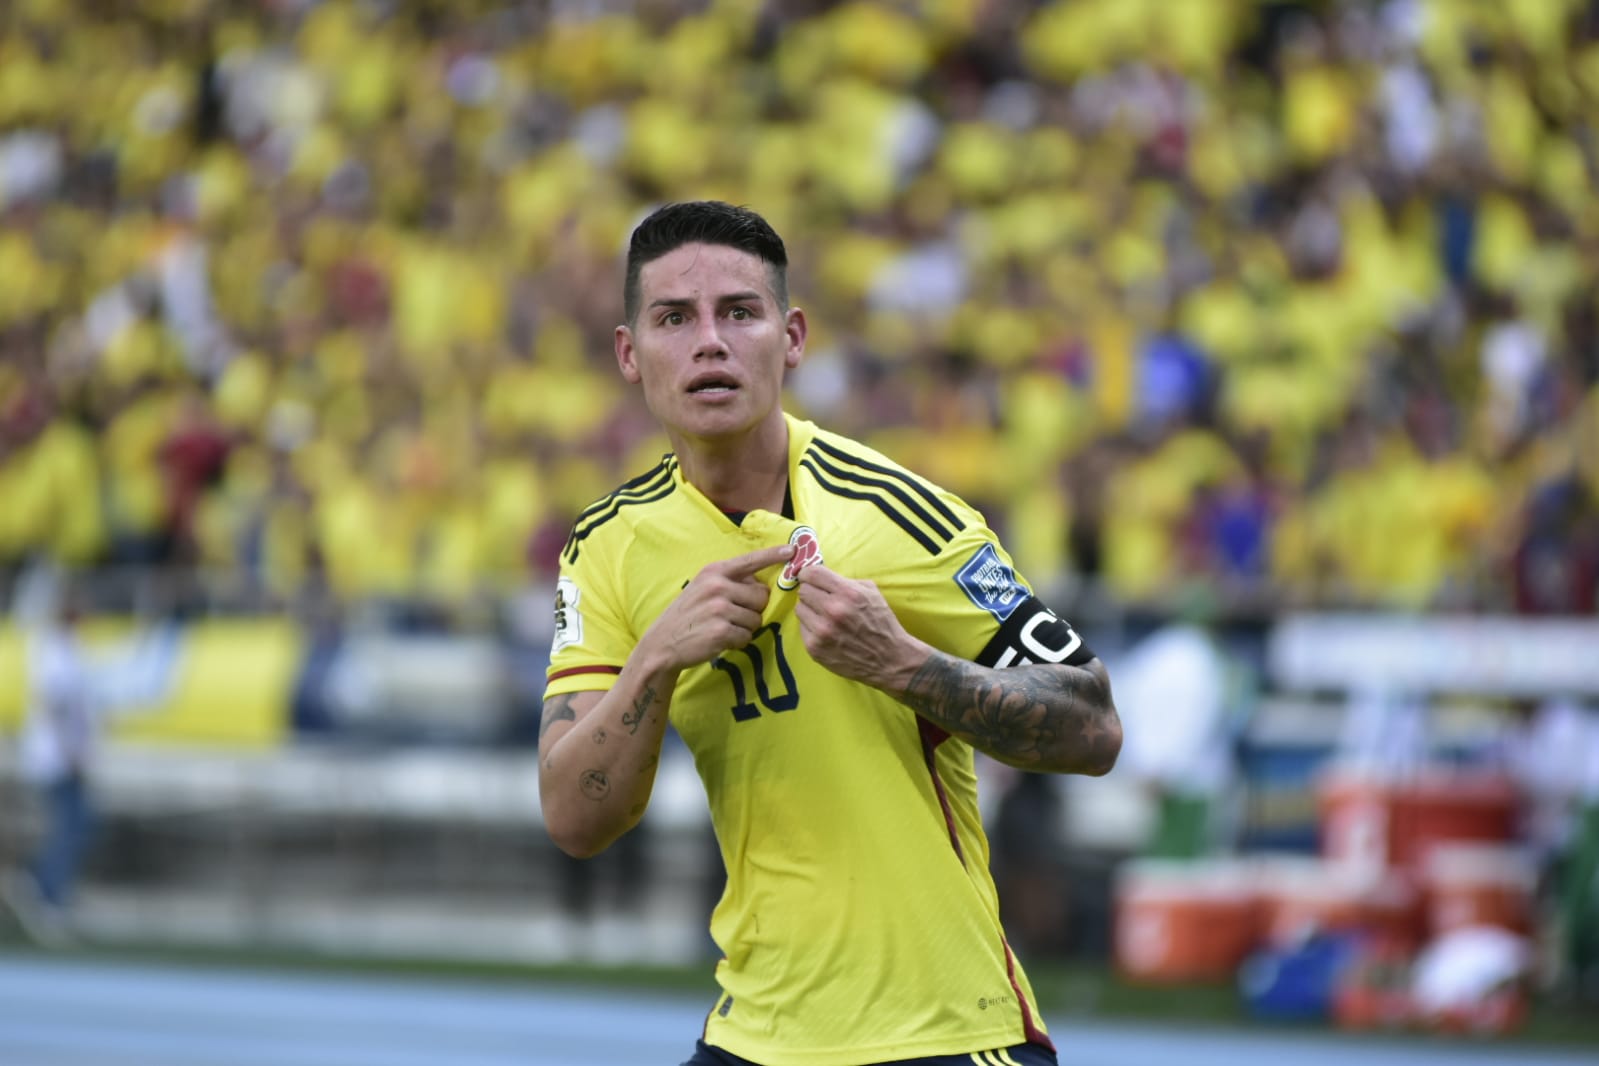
776,526,822,590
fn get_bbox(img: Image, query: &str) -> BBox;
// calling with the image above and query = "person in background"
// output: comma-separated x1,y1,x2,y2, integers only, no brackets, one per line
538,201,1121,1066
1112,596,1240,860
3,577,179,946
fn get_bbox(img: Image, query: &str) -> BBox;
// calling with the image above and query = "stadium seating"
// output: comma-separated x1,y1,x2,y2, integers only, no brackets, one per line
0,0,1592,617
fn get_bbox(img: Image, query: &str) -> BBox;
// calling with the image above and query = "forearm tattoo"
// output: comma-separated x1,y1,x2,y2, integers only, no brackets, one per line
900,654,1118,774
620,684,656,735
538,694,578,741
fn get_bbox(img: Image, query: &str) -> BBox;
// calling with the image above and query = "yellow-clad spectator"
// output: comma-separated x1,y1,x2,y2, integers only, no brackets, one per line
0,419,105,564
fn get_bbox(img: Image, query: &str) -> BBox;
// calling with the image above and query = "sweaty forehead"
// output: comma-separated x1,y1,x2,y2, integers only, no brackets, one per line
639,242,774,302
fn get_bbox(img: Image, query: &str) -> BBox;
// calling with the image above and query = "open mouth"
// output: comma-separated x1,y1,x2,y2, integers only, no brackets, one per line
687,374,739,395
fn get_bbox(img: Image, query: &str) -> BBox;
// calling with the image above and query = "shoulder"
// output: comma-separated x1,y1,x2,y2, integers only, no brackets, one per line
797,426,985,557
559,454,680,568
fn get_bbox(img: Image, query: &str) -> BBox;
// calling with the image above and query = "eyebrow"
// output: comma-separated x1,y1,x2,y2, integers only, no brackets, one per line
647,290,765,312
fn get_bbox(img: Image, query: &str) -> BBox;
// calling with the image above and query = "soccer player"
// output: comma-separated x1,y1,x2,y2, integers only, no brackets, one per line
539,201,1121,1066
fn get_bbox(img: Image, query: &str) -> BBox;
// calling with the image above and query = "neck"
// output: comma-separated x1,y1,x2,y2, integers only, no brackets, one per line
671,415,790,514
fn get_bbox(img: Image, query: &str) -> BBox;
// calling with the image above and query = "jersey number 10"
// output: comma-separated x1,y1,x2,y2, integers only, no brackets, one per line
712,622,800,721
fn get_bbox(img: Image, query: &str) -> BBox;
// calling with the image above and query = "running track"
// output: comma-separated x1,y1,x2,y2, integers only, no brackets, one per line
0,954,1591,1066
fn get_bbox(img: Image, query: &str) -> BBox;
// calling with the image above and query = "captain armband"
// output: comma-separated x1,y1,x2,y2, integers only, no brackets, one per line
973,595,1096,669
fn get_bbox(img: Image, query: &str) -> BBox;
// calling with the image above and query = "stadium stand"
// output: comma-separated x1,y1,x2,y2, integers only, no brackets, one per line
0,0,1592,614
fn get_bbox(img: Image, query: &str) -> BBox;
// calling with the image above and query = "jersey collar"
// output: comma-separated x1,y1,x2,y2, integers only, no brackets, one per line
672,412,817,535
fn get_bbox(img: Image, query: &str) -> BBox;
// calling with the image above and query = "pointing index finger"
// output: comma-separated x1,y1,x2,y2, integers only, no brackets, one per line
722,543,796,578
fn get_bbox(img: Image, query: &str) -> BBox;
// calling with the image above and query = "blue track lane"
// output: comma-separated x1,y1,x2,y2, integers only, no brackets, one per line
0,954,1591,1066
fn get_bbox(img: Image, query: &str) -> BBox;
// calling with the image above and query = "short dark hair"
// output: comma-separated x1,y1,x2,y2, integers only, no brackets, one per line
623,201,789,324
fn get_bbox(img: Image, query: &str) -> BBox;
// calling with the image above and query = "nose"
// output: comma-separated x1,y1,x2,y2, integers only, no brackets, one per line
692,314,729,360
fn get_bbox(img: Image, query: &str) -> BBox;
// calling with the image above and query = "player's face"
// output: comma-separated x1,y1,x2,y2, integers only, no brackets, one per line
616,242,806,446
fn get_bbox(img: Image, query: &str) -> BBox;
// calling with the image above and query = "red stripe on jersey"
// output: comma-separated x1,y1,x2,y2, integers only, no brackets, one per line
918,719,965,866
547,664,623,682
1002,936,1055,1052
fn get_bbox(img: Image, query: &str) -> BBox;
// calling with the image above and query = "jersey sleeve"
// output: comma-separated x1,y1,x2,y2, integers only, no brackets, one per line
543,539,637,700
886,520,1096,670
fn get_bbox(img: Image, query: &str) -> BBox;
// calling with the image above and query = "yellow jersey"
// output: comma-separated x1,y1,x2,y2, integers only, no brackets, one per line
545,414,1093,1065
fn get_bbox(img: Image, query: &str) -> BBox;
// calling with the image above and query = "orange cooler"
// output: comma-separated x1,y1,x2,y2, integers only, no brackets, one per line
1318,768,1520,873
1423,844,1537,936
1256,855,1424,950
1318,769,1393,872
1114,859,1260,983
1397,774,1520,869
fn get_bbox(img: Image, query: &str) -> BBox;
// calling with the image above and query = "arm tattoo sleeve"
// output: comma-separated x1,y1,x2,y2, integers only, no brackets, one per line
900,653,1119,775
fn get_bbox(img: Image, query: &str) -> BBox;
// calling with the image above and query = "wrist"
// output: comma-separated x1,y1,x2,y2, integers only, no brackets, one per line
876,635,937,696
632,625,684,677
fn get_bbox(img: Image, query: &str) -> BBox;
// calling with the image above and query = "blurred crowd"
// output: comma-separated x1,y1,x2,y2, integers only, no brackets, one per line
1,0,1597,615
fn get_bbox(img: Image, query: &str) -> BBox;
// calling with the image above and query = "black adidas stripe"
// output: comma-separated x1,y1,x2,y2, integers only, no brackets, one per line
803,447,959,545
809,438,963,531
563,460,678,563
563,481,676,562
800,458,942,556
570,457,676,527
566,464,675,546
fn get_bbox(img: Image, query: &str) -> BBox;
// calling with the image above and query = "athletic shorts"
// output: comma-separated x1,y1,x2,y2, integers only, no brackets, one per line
680,1038,1058,1066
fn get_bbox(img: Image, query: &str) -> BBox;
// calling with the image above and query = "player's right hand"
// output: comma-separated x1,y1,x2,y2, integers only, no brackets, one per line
645,544,794,670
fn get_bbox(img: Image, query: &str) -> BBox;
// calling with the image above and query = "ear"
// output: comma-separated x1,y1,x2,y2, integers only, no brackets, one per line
615,324,642,384
783,306,808,371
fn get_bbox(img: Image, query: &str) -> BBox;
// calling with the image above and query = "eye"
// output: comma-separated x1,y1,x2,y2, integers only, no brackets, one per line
661,311,685,326
729,306,752,320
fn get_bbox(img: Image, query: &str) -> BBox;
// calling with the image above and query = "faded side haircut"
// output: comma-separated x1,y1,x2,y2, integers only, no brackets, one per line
623,201,789,324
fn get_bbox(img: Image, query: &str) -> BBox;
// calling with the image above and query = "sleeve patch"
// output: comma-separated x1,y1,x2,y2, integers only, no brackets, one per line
551,576,584,653
954,543,1029,622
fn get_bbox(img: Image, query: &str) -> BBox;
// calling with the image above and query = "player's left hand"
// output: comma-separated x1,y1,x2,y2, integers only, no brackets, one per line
793,564,930,691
